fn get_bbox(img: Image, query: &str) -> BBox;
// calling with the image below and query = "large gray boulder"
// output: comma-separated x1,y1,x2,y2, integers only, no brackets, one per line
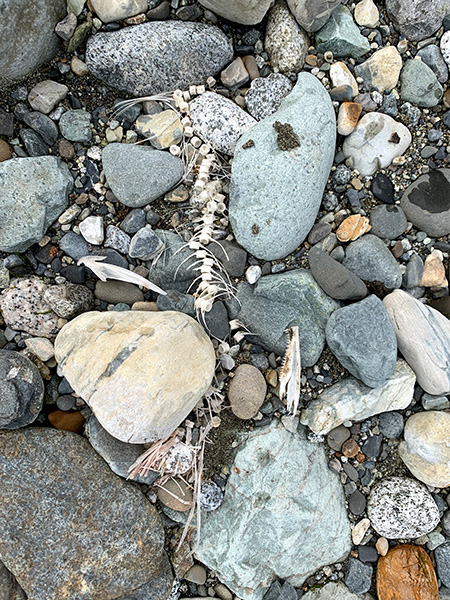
0,157,73,253
197,0,273,24
286,0,342,31
386,0,450,42
85,21,233,96
0,0,66,82
196,420,351,600
229,72,336,260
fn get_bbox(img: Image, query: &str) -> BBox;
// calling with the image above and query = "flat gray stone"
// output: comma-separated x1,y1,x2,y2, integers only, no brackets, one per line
195,420,351,600
129,226,164,260
400,59,443,108
0,157,73,252
229,72,336,261
197,0,272,24
386,0,450,42
85,21,233,96
147,230,197,293
102,144,184,207
308,246,367,300
369,204,407,240
286,0,342,32
23,111,59,146
59,109,92,143
342,234,402,289
245,74,294,121
315,5,370,58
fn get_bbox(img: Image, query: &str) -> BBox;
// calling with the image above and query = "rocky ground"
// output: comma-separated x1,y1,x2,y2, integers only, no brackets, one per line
1,0,450,599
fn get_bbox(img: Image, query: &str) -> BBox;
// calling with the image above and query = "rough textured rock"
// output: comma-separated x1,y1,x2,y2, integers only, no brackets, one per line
0,428,172,600
189,92,256,155
228,364,267,420
55,311,216,443
355,46,403,93
0,351,44,430
228,270,339,365
245,74,294,121
85,22,233,96
386,0,450,42
300,360,415,434
102,144,184,207
229,72,336,261
197,0,272,25
265,1,309,74
308,246,367,300
0,561,26,600
302,582,367,600
196,420,351,600
367,477,440,539
0,157,73,252
315,6,370,58
400,59,443,107
0,0,66,82
383,289,450,395
43,283,94,320
90,0,148,23
435,543,450,588
417,44,449,84
286,0,342,32
399,411,450,488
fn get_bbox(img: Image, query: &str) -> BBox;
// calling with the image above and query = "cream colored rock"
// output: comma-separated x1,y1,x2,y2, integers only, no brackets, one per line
54,311,216,443
383,290,450,395
399,411,450,488
90,0,148,23
354,0,379,28
135,110,183,150
330,62,359,97
355,46,402,93
420,250,448,287
352,518,370,545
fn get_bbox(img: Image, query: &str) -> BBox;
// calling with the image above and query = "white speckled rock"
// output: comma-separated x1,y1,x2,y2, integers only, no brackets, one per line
245,74,294,121
383,289,450,395
354,0,379,27
90,0,147,23
342,112,412,176
367,476,440,539
265,0,309,74
54,311,216,443
399,411,450,488
441,30,450,66
300,360,415,434
189,92,256,155
197,0,272,25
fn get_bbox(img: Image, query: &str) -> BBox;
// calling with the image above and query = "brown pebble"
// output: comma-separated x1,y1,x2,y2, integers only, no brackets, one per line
342,438,361,458
266,368,278,387
0,139,12,162
392,240,404,258
124,13,146,25
156,477,193,512
184,564,207,585
420,251,447,287
58,138,75,159
131,301,159,311
243,55,259,80
444,88,450,109
306,54,318,67
376,537,389,556
48,410,84,433
228,364,267,420
336,215,371,242
337,102,362,136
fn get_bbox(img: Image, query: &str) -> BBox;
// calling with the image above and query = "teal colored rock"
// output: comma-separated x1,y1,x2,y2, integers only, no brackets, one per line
400,59,443,108
59,109,92,143
316,6,370,58
229,72,336,261
196,420,352,600
227,269,339,365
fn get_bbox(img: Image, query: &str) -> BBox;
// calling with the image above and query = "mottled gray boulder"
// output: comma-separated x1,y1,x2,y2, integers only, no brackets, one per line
0,351,44,430
43,283,94,320
245,74,293,121
0,428,172,600
286,0,342,32
386,0,450,42
315,6,370,58
189,92,256,155
59,109,92,143
85,22,233,96
102,144,184,207
265,0,309,74
0,157,73,252
197,0,272,24
228,270,339,365
0,0,66,82
326,295,397,388
342,234,402,289
308,246,367,300
229,73,336,261
0,561,26,600
400,59,443,107
196,420,351,600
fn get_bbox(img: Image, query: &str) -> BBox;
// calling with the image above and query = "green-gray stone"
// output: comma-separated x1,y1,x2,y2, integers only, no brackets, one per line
400,59,443,108
316,6,370,58
146,230,197,292
228,269,339,365
196,420,351,600
59,109,92,143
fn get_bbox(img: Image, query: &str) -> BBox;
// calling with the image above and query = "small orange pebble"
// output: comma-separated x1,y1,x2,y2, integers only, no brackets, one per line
336,214,371,242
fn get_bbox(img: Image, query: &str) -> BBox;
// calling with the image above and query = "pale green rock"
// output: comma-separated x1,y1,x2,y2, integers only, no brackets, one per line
315,6,370,58
59,109,92,143
400,59,443,107
302,582,373,600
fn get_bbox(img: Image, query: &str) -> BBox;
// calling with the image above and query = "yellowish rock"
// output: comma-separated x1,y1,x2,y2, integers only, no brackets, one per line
156,477,193,512
337,102,362,136
330,61,358,97
352,518,370,545
354,0,379,28
336,215,371,242
135,110,183,150
376,537,389,556
356,46,402,93
420,250,448,287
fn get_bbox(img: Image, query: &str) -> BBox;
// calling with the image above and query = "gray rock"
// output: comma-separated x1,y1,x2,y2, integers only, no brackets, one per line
28,80,69,114
0,156,73,252
157,289,195,317
120,209,146,235
301,359,415,434
417,45,449,84
345,558,372,594
0,427,172,600
129,226,164,260
325,295,397,388
367,476,440,538
369,205,407,240
0,350,44,430
245,74,293,121
104,224,131,254
59,109,92,143
197,0,272,24
308,246,367,300
435,543,450,588
59,231,90,261
342,234,402,289
19,128,49,157
285,0,342,32
43,283,94,320
229,72,336,261
400,59,443,108
0,561,26,600
55,12,78,40
85,22,233,96
195,420,351,600
95,281,144,305
146,230,197,293
22,111,59,146
265,0,309,74
386,0,450,42
422,393,450,410
301,582,369,600
228,270,339,365
0,0,66,82
378,411,404,439
102,144,184,207
189,92,256,156
403,254,424,288
209,240,248,279
315,6,370,58
90,0,147,23
399,169,450,237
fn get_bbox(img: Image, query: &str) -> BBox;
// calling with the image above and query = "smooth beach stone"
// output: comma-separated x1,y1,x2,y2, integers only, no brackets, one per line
400,59,443,108
308,246,367,300
228,364,267,420
369,205,407,240
399,411,450,488
286,0,342,32
197,0,273,25
90,0,148,23
383,289,450,395
342,234,402,289
300,360,415,434
54,311,215,443
229,72,336,261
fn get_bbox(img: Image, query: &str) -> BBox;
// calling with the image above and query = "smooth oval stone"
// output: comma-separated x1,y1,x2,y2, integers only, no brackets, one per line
85,21,233,95
229,72,336,261
399,411,450,488
369,205,407,240
54,310,216,443
308,246,367,300
400,58,443,108
383,289,450,395
342,234,402,289
368,476,440,539
228,364,267,420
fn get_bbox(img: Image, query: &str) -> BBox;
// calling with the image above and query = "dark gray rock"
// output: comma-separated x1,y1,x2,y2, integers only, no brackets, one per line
94,280,144,305
386,0,450,42
129,226,164,260
378,411,404,438
102,144,184,207
209,240,248,278
85,21,233,96
342,234,402,289
59,231,90,261
0,561,26,600
19,129,49,156
435,543,450,588
369,205,407,240
120,209,147,235
345,558,372,594
327,425,350,451
325,295,397,388
349,490,366,515
59,109,92,143
315,6,370,58
0,427,172,600
197,0,272,25
400,59,443,108
156,289,196,316
308,246,367,301
204,301,230,340
417,45,449,84
403,254,424,288
22,111,59,146
0,350,44,429
147,230,197,293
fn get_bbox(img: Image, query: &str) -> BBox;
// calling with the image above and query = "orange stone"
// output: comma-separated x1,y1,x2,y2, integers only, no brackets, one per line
336,215,371,242
420,251,447,288
342,439,361,458
48,410,84,434
0,139,12,162
337,102,363,136
377,544,438,600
